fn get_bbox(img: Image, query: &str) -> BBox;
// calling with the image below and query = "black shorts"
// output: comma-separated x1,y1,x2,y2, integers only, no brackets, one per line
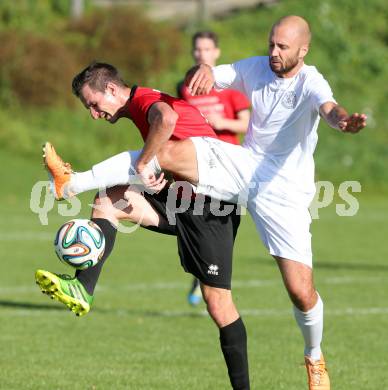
143,187,240,290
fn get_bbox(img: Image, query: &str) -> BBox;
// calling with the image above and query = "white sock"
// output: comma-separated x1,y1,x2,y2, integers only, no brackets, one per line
69,150,161,196
293,293,323,361
70,170,98,195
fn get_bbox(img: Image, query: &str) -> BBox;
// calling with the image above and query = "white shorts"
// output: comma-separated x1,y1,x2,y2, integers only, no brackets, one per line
190,136,315,267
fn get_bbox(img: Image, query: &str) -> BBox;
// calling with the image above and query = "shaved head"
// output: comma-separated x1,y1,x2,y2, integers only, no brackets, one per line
271,15,311,46
268,15,311,77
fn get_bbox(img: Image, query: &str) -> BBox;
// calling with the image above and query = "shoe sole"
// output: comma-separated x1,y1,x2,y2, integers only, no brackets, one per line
42,143,60,200
35,270,90,317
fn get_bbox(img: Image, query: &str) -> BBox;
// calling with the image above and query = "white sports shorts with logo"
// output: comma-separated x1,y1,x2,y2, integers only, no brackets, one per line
190,136,315,267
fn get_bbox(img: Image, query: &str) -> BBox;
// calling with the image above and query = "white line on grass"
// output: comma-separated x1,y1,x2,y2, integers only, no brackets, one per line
1,275,387,295
98,275,388,290
113,306,388,318
0,232,53,240
2,306,388,318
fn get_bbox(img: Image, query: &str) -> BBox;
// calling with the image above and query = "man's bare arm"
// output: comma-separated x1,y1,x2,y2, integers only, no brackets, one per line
207,109,250,134
136,102,178,171
320,102,367,133
185,64,215,96
134,102,178,191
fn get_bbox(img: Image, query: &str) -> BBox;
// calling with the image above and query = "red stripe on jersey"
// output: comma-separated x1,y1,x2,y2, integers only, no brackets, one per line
127,86,216,141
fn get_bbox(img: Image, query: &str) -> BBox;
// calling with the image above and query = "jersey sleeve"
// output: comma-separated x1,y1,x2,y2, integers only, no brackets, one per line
213,57,260,96
131,90,165,127
213,64,239,90
228,89,250,113
138,93,164,113
307,73,337,112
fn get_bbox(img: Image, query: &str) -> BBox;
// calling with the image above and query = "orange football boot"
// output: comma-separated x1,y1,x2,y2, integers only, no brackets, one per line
43,142,73,200
304,354,330,390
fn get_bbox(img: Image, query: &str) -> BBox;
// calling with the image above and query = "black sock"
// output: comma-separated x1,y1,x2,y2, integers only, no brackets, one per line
75,218,117,295
220,317,250,390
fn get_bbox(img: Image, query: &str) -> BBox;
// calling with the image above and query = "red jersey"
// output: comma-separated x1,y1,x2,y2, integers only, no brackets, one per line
127,86,216,141
178,83,250,145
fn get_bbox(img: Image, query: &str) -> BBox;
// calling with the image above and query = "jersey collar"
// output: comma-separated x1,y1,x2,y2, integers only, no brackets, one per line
129,85,138,101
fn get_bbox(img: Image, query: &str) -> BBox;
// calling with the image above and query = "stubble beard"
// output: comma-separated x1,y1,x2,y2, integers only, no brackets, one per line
269,55,300,76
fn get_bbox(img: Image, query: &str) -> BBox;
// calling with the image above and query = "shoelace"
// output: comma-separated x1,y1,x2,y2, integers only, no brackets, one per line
55,157,72,174
57,274,74,281
310,363,325,385
63,162,73,173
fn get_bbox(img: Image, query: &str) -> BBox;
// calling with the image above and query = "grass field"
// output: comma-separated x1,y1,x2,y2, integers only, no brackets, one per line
1,152,388,389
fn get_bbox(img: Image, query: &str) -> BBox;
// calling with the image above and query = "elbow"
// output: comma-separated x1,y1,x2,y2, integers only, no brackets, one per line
163,110,179,129
159,111,178,137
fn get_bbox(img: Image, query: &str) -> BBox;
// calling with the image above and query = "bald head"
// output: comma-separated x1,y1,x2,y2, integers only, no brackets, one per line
271,15,311,46
268,15,311,77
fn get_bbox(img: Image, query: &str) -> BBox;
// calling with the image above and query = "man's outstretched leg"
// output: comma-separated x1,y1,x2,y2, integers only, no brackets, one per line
275,257,330,390
201,284,250,390
42,140,198,200
35,217,116,316
43,141,146,200
36,185,165,316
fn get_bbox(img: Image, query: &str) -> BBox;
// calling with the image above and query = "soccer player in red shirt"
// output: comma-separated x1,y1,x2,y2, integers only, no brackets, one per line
37,63,250,390
177,31,250,304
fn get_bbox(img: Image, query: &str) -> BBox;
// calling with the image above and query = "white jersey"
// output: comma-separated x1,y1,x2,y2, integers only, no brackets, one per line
213,56,336,194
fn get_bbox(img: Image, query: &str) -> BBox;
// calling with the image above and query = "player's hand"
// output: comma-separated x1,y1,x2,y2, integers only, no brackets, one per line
338,113,367,133
136,163,167,194
185,64,214,96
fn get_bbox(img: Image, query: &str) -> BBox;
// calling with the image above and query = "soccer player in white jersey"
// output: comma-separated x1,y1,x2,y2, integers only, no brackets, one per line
44,16,366,390
180,15,365,389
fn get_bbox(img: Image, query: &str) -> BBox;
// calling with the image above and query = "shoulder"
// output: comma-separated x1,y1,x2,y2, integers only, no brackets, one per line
234,56,267,71
233,56,270,85
298,66,335,106
300,64,330,85
131,87,165,110
133,86,159,98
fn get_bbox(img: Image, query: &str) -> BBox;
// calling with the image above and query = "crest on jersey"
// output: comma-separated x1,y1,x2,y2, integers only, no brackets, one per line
281,91,297,109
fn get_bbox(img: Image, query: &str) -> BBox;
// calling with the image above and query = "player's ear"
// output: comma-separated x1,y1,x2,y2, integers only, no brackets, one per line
299,44,309,59
105,82,117,96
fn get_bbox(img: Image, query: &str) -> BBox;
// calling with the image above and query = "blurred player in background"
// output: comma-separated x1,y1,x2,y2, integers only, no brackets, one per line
177,31,250,305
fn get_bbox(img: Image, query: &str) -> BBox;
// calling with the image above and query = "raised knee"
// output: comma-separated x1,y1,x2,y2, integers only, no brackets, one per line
157,141,175,169
91,189,117,218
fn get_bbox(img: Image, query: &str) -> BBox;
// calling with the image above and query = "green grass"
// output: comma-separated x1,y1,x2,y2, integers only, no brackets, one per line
1,153,388,389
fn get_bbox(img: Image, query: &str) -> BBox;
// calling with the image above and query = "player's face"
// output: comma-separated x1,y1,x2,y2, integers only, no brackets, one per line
80,84,121,123
268,26,302,77
192,38,220,67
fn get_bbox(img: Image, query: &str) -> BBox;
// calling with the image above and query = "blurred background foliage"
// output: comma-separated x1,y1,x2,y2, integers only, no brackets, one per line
0,0,387,188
